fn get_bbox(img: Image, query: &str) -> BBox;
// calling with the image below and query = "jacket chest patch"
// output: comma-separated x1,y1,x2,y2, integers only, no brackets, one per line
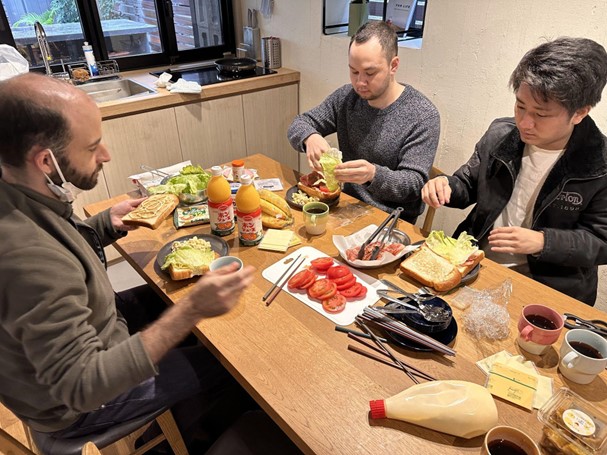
551,191,583,212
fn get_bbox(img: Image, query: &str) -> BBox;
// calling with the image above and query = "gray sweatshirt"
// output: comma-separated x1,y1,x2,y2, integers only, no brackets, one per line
288,84,440,221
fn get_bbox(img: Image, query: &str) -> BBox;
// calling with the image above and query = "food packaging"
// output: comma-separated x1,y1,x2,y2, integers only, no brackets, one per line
128,161,192,196
538,388,607,454
173,203,209,229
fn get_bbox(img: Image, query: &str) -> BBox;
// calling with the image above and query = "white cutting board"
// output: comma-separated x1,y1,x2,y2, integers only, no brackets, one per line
262,246,381,326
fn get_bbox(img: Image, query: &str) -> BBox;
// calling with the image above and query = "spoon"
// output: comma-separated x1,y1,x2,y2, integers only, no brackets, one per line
376,290,451,323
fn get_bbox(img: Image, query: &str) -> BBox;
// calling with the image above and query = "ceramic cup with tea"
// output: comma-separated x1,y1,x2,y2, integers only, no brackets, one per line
517,304,565,355
303,202,330,235
482,425,540,455
559,329,607,385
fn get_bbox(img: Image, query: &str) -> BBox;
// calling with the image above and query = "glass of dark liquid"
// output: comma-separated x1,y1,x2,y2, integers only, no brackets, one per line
482,426,540,455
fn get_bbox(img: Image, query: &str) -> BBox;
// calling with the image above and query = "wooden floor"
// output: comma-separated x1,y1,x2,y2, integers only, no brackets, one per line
0,403,147,455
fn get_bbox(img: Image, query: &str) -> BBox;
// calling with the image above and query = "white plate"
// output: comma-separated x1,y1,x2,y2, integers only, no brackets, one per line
261,246,381,326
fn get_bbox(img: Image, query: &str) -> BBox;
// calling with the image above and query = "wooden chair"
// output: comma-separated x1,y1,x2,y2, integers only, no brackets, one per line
1,425,36,455
421,166,443,236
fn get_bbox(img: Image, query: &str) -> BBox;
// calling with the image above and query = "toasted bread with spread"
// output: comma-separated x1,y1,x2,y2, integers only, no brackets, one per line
122,194,179,229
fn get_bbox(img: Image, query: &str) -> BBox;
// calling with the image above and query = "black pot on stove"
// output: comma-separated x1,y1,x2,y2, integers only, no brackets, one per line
215,57,257,74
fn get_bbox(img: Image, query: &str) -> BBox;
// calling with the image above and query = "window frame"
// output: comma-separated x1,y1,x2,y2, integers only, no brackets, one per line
0,0,236,73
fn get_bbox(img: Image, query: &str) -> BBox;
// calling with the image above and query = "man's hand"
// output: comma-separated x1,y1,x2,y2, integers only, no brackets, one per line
421,176,451,208
304,134,331,171
109,198,146,231
488,227,544,255
334,160,375,184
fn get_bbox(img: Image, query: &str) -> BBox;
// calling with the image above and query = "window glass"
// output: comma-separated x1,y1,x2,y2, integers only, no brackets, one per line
2,0,85,67
173,0,223,51
95,0,163,58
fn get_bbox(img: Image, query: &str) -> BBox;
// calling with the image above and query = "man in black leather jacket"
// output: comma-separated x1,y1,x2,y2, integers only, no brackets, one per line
422,37,607,306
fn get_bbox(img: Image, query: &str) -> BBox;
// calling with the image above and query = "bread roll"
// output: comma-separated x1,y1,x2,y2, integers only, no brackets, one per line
122,194,179,229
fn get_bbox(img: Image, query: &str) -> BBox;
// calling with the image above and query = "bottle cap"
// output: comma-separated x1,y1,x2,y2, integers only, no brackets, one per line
240,175,253,185
211,166,223,176
369,400,386,419
231,159,244,167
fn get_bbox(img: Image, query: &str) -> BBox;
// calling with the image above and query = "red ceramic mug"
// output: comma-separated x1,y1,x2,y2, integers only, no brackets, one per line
518,304,565,345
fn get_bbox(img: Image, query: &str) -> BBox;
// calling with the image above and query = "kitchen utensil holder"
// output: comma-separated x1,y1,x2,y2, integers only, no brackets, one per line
261,37,281,69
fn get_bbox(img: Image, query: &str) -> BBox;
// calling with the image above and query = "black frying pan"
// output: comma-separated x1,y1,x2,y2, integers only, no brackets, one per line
215,57,257,74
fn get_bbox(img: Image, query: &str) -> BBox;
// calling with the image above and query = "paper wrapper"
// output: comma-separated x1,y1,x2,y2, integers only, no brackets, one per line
332,224,418,269
128,160,192,195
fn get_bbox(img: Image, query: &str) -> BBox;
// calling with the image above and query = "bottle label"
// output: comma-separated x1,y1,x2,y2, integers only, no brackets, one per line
236,207,263,245
209,200,235,236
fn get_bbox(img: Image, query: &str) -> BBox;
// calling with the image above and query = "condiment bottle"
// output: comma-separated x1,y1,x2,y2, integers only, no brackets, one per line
235,175,263,245
82,42,99,76
231,159,245,182
207,166,235,236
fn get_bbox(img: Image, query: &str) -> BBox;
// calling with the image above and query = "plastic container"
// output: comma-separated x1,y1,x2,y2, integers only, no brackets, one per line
538,388,607,454
231,159,245,182
235,175,263,245
207,166,235,236
82,42,99,76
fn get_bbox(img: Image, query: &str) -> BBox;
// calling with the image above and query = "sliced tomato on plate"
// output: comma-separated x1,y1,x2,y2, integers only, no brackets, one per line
288,269,314,289
329,272,355,285
326,265,351,280
336,275,357,291
355,284,368,298
322,294,347,314
339,282,363,298
308,279,337,301
310,257,334,272
300,274,317,289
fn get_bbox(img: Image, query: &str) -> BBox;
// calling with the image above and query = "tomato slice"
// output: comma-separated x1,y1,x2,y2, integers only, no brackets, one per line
288,270,313,289
336,276,357,291
310,257,334,272
355,284,368,298
300,274,317,289
308,279,336,301
329,272,355,285
326,266,351,279
322,294,347,314
340,282,363,298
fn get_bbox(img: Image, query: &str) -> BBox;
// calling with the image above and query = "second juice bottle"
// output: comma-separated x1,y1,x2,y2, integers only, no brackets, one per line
235,175,263,245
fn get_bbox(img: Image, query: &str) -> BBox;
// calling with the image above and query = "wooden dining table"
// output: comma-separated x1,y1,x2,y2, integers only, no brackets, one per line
85,153,607,454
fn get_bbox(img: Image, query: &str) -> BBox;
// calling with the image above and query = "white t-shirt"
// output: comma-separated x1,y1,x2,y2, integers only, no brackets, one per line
484,144,564,269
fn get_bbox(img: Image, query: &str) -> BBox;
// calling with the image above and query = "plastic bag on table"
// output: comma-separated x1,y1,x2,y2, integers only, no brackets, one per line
454,279,512,340
0,45,29,81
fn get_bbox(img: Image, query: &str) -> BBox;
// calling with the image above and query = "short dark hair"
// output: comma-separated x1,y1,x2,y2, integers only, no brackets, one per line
350,20,398,62
510,37,607,114
0,76,71,168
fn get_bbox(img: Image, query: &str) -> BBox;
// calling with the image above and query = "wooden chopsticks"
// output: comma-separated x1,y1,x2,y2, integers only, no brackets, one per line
264,255,305,306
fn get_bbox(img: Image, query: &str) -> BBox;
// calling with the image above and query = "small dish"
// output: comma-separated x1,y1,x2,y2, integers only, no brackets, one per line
285,185,339,210
210,256,243,272
383,298,453,333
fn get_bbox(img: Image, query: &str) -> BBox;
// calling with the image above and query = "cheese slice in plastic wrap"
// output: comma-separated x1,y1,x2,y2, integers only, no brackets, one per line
370,380,498,439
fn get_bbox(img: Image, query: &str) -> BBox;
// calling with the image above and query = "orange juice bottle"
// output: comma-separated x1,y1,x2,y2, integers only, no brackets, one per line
235,175,263,245
207,166,235,236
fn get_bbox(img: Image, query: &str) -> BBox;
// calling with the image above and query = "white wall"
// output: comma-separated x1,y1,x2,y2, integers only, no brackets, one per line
237,0,607,235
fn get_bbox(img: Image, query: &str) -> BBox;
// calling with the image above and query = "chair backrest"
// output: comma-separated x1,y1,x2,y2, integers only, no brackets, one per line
81,442,101,455
0,426,36,455
421,166,442,236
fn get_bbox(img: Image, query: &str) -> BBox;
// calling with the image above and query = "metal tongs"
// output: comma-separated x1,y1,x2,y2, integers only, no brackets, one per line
357,207,404,260
140,165,170,179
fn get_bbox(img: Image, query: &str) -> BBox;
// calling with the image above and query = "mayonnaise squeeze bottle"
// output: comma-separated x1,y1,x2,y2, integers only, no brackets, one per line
207,166,235,236
369,380,498,439
235,175,263,245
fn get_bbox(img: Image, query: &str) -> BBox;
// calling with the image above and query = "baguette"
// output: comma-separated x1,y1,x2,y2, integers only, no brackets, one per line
122,194,179,229
259,189,294,229
400,245,462,292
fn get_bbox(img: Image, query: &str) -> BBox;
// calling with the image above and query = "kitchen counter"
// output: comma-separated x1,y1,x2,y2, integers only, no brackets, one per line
98,66,300,119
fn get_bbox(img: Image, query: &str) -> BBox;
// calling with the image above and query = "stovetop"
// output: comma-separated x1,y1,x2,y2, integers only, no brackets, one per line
150,66,276,86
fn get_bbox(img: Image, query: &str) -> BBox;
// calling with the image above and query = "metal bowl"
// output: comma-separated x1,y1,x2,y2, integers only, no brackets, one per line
178,189,207,204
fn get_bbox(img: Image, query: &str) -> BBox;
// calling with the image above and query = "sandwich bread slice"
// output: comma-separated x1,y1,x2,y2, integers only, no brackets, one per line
122,194,179,229
161,236,219,280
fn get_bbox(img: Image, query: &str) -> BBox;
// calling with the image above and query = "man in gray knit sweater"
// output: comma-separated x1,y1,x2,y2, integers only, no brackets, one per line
288,21,440,222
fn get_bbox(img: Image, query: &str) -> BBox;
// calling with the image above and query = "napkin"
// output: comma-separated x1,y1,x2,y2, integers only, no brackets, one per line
154,72,173,88
128,160,191,195
258,229,294,252
167,78,202,94
476,350,553,409
333,224,417,268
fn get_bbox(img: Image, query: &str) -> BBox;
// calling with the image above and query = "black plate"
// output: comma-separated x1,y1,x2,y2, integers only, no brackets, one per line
386,316,458,352
156,234,229,275
407,240,480,288
383,298,452,333
285,185,340,210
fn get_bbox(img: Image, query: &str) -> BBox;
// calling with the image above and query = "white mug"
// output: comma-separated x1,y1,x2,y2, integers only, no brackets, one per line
559,329,607,385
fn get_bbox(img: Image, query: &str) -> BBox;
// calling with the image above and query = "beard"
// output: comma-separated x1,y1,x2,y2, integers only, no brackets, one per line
49,153,102,191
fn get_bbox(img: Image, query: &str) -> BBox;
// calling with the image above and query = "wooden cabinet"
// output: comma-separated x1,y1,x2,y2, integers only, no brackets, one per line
174,96,247,168
243,84,299,170
101,109,183,197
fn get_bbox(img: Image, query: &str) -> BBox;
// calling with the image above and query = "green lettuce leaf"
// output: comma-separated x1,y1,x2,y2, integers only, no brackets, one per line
148,183,187,195
319,148,343,192
161,246,215,270
425,230,478,265
180,164,206,175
